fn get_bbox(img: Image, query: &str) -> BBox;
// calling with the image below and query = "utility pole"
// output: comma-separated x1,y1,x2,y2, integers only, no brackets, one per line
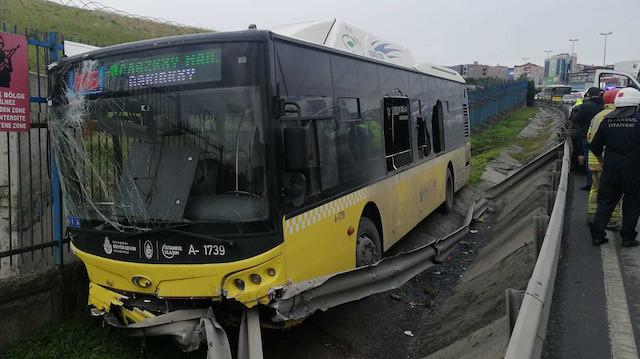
568,39,578,85
599,32,613,67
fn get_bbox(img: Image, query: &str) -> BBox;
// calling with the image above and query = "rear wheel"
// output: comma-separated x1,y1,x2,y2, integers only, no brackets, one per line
356,217,382,267
441,168,454,214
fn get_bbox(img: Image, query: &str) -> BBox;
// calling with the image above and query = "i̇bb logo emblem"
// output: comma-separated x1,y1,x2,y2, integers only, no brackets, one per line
144,240,154,259
103,237,112,255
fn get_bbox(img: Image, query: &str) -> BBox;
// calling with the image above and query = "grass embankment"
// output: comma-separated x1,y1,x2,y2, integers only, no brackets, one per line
469,106,541,184
0,0,208,73
0,0,206,44
3,311,206,359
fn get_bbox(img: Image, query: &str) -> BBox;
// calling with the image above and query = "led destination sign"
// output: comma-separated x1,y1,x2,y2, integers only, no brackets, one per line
68,48,222,94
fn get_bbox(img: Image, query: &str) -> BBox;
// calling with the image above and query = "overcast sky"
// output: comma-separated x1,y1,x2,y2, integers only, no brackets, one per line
57,0,640,68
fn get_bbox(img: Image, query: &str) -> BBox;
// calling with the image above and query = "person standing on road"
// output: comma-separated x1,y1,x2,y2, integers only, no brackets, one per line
589,87,640,247
572,87,604,191
586,89,622,226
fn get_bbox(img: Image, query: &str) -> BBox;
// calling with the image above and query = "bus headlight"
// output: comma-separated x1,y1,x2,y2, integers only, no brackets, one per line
234,279,245,290
250,274,262,284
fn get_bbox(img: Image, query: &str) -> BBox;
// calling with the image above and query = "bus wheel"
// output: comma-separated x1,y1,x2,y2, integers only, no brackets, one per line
356,217,382,267
441,168,454,214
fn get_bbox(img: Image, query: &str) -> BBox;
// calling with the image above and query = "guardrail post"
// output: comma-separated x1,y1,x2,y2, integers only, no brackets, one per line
534,215,550,259
546,190,557,216
551,171,560,191
506,288,525,337
555,158,563,171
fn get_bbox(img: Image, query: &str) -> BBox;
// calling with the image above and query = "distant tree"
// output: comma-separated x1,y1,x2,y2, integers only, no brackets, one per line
526,80,536,106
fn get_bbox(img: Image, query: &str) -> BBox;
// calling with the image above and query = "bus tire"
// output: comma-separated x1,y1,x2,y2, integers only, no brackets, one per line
356,217,382,267
441,168,454,214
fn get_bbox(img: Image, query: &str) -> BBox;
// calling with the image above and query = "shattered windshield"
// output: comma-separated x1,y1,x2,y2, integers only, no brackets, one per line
49,42,270,231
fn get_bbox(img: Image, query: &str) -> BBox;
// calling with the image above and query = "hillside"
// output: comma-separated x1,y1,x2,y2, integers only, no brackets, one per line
0,0,209,45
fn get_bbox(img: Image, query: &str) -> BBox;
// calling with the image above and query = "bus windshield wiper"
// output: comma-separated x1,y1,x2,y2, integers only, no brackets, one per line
124,224,234,246
160,228,234,246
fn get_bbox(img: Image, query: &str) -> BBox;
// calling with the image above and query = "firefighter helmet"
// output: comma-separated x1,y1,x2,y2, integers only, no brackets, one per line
614,87,640,108
603,89,620,104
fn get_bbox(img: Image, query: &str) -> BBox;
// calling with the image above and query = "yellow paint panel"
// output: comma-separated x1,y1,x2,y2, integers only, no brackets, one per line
74,244,284,298
282,146,469,284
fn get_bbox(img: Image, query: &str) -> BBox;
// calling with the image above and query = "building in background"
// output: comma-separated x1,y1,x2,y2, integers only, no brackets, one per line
544,53,577,85
569,64,615,91
448,61,508,79
513,62,544,87
506,67,515,80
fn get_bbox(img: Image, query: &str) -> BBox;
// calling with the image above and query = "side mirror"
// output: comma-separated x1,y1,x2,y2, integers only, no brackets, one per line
283,173,307,207
283,127,308,172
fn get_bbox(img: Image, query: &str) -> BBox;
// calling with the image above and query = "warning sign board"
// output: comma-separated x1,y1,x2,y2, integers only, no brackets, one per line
0,33,29,132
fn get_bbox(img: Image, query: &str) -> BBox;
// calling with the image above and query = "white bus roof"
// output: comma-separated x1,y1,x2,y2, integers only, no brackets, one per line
269,19,465,84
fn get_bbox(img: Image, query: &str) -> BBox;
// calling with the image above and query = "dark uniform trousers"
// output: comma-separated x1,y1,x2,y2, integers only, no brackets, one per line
591,164,640,242
589,110,640,243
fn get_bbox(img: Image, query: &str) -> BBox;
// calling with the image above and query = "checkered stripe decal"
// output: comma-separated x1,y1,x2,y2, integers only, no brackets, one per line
284,162,432,235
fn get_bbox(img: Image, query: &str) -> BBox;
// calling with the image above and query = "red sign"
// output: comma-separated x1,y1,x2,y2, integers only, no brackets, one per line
0,33,29,132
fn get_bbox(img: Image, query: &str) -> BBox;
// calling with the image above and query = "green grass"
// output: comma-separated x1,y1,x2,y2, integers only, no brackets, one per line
469,106,540,184
3,311,207,359
1,0,207,44
512,119,554,163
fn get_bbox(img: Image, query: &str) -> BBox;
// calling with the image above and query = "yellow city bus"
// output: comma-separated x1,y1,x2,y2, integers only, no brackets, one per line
542,84,572,102
48,28,470,338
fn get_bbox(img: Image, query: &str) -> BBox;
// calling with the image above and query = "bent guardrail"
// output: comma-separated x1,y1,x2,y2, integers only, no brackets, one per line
504,139,570,358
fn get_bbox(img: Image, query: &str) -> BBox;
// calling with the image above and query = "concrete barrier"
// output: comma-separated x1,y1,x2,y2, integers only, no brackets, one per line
0,261,89,353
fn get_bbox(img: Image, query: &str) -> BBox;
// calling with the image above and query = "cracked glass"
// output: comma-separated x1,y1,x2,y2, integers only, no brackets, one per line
48,42,270,233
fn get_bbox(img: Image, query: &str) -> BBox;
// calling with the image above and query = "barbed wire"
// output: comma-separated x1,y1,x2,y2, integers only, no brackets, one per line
45,0,208,31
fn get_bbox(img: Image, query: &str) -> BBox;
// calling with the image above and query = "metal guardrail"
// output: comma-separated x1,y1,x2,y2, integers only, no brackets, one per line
270,205,474,321
504,139,570,358
473,141,564,220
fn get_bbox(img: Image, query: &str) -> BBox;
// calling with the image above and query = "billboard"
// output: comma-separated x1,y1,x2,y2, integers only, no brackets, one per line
0,33,29,132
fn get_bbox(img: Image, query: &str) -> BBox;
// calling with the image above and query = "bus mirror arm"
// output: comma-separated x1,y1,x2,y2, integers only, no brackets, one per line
273,97,286,119
272,97,302,124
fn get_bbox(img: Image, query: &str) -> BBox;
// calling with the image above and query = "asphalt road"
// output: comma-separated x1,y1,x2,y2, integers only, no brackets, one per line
544,172,640,358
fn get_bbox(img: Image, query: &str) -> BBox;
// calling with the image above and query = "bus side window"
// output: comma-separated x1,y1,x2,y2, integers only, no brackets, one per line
336,97,361,121
384,97,411,171
432,100,445,153
413,99,431,158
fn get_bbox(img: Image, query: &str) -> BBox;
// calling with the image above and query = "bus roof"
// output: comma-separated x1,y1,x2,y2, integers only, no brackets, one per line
270,19,465,84
52,26,465,84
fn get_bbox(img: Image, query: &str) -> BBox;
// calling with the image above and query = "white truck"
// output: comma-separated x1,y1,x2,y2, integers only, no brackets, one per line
593,68,640,89
614,60,640,82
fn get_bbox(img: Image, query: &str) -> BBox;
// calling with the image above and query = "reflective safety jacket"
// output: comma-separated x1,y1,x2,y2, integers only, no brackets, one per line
358,121,383,151
587,104,615,172
590,110,640,172
574,98,583,107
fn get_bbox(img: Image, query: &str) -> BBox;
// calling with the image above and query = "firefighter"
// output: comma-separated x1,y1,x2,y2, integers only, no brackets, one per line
589,87,640,247
572,87,604,191
586,89,621,226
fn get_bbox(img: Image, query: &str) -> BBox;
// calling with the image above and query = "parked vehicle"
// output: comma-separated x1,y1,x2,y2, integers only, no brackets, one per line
562,94,577,105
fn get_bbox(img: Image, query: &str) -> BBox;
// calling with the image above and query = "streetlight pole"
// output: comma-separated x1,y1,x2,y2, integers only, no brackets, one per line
568,39,578,85
599,32,613,67
544,50,552,59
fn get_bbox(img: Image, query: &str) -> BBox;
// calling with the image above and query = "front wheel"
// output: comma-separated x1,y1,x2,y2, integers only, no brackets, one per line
356,217,382,267
441,168,454,214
